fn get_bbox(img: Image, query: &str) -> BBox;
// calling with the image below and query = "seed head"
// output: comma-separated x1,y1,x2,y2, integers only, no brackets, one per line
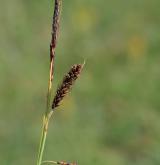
51,0,62,48
52,64,84,110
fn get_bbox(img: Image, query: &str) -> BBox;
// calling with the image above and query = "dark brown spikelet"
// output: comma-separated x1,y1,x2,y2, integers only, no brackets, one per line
51,0,62,49
52,64,84,110
49,0,62,83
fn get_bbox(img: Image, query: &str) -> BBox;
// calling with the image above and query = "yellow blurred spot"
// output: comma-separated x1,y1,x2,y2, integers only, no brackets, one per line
72,7,98,32
128,36,147,60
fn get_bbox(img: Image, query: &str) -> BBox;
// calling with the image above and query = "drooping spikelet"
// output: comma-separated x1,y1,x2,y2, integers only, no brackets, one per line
52,64,84,110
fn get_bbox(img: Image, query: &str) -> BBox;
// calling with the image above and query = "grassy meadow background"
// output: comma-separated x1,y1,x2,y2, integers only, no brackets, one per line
0,0,160,164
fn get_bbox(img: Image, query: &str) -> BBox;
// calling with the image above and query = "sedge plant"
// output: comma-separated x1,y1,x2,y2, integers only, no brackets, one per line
36,0,84,165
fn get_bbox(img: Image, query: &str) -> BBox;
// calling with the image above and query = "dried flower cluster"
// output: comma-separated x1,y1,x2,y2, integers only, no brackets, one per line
52,64,84,110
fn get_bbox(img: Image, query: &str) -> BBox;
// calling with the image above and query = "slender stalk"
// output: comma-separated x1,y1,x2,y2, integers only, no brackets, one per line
41,160,77,165
41,160,58,164
37,116,49,165
36,1,62,164
36,79,52,165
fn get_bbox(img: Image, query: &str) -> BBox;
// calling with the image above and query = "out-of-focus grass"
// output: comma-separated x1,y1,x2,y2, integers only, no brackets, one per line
0,0,160,164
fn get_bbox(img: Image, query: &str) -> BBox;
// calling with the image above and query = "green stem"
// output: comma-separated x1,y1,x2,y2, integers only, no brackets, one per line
37,78,53,165
37,115,49,165
41,160,57,164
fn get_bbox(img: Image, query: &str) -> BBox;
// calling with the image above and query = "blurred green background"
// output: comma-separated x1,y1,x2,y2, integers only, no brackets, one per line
0,0,160,164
